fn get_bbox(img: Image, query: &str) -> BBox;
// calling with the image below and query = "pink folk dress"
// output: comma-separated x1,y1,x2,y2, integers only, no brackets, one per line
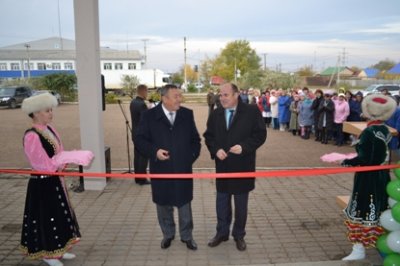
20,124,81,260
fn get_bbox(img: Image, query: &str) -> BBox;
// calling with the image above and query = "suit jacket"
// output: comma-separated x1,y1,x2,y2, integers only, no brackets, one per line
134,104,201,207
130,96,148,142
203,99,267,194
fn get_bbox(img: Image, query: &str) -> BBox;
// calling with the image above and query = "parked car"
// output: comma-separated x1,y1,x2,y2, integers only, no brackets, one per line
361,84,400,97
32,90,62,104
0,86,33,109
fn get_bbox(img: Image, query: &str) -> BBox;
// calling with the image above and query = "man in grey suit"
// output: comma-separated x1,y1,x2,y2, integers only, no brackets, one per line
134,84,201,250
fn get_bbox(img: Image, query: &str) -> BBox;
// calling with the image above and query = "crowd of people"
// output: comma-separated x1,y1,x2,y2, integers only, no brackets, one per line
208,86,400,150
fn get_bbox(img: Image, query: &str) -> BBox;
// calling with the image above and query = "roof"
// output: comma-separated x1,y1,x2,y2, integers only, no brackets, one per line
0,37,76,50
319,66,354,76
210,76,225,85
0,37,142,61
363,67,379,78
388,63,400,75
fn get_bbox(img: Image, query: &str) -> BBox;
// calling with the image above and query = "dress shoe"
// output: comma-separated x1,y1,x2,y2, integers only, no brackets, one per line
181,239,197,250
235,238,247,251
62,253,76,260
208,235,229,247
161,237,174,249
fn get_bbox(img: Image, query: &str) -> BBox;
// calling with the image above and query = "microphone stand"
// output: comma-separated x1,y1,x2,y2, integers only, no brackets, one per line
117,99,133,173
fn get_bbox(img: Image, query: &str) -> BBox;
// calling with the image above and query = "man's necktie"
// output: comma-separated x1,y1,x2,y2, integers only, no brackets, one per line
227,109,234,129
169,112,175,125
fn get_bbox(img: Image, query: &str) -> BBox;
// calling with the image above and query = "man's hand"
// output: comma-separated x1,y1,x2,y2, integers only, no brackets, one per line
157,149,170,161
229,145,242,155
216,149,228,161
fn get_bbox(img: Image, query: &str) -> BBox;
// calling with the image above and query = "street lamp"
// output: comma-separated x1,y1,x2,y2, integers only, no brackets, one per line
24,44,31,79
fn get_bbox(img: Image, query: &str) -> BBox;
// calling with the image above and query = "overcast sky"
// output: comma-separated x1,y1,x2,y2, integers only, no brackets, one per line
1,0,400,73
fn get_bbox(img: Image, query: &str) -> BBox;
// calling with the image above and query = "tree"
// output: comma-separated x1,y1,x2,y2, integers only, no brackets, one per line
170,72,184,85
39,73,77,100
373,59,396,71
296,65,315,77
349,66,361,73
209,40,261,82
199,56,213,86
238,69,264,89
40,73,76,92
180,64,198,83
121,75,140,99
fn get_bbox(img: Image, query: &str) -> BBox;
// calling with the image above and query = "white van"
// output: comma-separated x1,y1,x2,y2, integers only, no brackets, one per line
362,84,400,97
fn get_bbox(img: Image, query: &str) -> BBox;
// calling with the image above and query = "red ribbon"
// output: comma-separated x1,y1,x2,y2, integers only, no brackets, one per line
0,164,398,179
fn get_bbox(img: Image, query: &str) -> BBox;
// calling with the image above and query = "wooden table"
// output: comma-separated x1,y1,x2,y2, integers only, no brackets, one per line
343,121,398,136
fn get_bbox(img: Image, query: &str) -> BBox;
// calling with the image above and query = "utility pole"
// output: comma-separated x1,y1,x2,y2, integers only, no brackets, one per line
184,37,187,89
141,39,149,69
57,0,63,50
262,53,267,71
341,47,346,67
24,44,31,80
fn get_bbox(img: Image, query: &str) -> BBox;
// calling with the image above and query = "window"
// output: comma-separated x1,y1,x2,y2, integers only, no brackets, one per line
128,63,137,70
0,63,6,70
104,63,112,70
52,63,61,70
24,63,34,70
10,63,20,70
64,62,73,70
115,63,123,70
37,63,46,70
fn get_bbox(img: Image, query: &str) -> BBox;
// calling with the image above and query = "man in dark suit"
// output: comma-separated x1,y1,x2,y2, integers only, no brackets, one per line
134,84,201,250
130,84,150,185
203,83,267,251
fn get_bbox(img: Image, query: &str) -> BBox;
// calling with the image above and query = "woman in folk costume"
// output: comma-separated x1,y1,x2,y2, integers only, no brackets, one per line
20,92,94,266
341,94,396,261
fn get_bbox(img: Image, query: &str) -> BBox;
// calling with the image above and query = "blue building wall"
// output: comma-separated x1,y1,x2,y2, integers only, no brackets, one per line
0,70,75,78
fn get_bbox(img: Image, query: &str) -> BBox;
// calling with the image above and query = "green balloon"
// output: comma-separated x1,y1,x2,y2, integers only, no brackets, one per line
387,180,400,201
393,203,400,223
377,234,394,255
384,253,400,266
394,166,400,179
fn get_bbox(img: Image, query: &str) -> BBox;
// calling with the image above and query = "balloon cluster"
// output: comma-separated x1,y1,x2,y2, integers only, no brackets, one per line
377,168,400,265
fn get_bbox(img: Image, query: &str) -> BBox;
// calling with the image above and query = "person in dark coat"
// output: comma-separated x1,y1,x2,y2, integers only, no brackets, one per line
311,89,323,141
318,91,335,144
134,84,201,251
203,83,267,251
130,84,150,185
206,88,216,116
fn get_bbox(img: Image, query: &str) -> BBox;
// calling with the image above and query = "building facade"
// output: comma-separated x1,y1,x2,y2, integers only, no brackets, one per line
0,37,144,86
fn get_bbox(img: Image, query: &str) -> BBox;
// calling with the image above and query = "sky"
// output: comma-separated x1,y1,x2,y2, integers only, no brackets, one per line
1,0,400,73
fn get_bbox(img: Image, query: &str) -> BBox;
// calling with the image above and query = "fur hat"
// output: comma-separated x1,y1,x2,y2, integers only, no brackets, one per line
22,92,58,115
361,94,397,121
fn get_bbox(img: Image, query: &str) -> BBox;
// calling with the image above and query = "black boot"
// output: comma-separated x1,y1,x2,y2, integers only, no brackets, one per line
304,126,311,139
315,129,321,141
321,128,328,144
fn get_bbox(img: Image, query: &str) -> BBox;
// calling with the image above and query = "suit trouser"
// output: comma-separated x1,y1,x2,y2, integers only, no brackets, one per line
216,192,249,240
156,202,193,241
133,147,148,183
